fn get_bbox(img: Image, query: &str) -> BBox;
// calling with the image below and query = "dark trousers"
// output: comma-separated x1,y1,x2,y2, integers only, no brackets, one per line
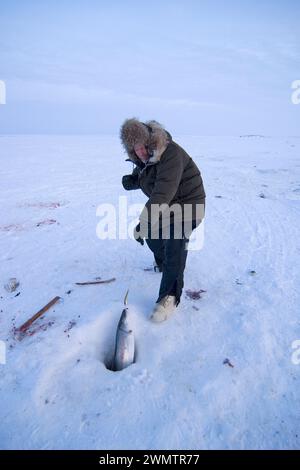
145,220,199,305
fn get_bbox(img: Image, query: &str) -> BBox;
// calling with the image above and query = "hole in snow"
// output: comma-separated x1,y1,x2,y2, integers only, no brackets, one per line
104,342,137,372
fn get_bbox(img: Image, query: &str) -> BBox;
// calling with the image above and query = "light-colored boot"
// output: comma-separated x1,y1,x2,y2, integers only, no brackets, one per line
150,295,177,323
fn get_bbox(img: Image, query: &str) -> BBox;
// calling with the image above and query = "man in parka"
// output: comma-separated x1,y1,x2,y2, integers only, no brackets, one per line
120,118,205,322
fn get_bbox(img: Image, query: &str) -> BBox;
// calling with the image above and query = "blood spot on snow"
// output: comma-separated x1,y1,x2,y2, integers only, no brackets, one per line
36,219,57,227
185,289,206,300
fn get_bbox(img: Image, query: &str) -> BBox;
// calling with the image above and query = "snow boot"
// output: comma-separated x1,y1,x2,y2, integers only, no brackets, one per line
150,295,177,323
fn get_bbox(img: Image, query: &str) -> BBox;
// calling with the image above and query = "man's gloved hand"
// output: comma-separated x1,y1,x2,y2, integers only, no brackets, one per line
133,222,145,245
122,175,134,190
122,169,139,191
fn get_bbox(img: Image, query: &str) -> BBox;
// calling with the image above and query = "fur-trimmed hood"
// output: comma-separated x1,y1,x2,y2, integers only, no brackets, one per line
120,118,172,164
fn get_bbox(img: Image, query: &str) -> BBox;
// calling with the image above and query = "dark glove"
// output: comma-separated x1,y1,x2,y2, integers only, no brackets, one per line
122,175,133,190
133,223,144,245
122,173,139,190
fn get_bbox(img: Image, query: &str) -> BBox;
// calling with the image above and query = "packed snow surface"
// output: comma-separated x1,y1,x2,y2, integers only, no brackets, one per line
0,135,299,449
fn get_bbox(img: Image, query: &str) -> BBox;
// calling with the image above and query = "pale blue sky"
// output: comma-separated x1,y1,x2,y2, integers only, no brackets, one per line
0,0,299,135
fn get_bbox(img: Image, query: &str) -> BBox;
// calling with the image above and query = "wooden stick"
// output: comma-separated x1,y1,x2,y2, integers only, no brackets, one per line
17,296,61,334
75,278,116,286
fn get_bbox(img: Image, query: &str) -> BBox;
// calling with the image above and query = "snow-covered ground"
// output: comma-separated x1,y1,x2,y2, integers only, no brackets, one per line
0,134,299,450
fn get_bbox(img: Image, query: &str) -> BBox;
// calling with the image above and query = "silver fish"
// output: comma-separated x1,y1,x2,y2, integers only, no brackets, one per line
113,290,135,371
